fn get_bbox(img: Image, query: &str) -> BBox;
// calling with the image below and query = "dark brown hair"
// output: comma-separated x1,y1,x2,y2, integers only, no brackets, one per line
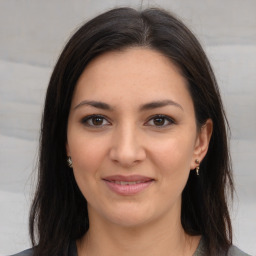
29,7,234,256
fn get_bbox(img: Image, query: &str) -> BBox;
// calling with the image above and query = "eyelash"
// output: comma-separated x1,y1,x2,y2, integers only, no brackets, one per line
145,114,175,128
81,114,175,128
81,114,111,128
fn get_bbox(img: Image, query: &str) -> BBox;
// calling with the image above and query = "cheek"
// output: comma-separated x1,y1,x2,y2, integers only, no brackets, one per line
149,134,195,177
68,135,109,194
152,138,193,167
69,131,108,169
153,139,194,200
70,140,107,204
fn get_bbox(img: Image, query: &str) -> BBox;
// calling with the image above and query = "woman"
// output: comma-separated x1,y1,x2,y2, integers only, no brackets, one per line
12,7,250,256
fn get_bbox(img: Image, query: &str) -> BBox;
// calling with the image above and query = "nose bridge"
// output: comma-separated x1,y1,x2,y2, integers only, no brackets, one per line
109,120,145,167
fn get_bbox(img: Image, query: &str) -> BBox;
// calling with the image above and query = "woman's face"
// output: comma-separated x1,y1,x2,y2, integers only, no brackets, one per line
66,47,211,228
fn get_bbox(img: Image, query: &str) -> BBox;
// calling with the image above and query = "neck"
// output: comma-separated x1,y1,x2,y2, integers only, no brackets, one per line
77,207,200,256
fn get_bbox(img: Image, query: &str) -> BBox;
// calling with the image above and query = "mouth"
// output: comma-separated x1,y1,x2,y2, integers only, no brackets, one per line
107,180,147,185
102,175,154,195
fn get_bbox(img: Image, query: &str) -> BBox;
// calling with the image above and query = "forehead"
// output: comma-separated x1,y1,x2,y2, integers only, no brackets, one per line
79,47,184,83
71,47,192,110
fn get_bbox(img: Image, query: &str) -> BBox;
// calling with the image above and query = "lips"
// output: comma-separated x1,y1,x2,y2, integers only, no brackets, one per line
109,180,145,185
102,175,154,195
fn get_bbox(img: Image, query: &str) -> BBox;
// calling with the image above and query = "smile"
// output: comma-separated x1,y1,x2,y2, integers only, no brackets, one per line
103,175,154,195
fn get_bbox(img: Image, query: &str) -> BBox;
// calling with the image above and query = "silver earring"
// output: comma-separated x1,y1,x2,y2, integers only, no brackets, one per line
195,159,200,176
67,156,73,168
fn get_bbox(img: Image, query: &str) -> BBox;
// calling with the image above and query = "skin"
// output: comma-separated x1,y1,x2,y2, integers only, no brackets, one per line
66,47,212,256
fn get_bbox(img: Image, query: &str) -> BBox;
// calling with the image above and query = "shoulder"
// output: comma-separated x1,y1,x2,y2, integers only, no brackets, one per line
195,237,251,256
228,245,251,256
8,241,77,256
8,248,33,256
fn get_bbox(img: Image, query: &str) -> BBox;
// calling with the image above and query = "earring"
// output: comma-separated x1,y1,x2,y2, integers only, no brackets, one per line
67,156,73,168
195,159,200,176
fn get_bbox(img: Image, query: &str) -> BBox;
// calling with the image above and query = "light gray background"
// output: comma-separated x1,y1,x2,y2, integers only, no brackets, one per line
0,0,255,255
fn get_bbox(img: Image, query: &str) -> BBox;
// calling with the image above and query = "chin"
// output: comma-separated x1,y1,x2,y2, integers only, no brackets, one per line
110,215,152,228
103,204,156,228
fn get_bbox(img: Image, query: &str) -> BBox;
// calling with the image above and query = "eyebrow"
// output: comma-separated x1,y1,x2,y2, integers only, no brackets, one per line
74,100,114,110
139,100,183,111
74,99,183,111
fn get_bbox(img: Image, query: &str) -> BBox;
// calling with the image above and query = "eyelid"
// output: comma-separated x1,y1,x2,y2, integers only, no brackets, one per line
144,114,175,128
81,114,111,127
80,114,175,128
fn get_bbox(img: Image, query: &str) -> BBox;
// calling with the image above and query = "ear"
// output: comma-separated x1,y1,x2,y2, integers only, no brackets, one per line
190,119,213,169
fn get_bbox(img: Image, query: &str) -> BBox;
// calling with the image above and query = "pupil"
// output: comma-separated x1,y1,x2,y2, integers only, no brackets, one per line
93,117,103,125
154,118,164,126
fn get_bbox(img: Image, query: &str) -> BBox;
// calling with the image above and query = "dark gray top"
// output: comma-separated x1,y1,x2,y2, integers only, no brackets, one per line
193,238,251,256
9,238,251,256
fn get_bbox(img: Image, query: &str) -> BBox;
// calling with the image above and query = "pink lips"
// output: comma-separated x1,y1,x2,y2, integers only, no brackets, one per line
102,175,154,195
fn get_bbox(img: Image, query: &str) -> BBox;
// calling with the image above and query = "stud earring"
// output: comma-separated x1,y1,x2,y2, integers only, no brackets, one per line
67,156,73,168
195,159,200,176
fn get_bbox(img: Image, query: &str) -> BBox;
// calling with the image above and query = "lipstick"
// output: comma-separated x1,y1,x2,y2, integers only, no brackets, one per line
102,175,154,195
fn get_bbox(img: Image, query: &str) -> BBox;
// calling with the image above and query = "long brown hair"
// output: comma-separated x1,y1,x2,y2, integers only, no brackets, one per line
29,7,234,255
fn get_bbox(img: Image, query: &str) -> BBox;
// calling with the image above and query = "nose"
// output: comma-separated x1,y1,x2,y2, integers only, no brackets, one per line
109,124,146,168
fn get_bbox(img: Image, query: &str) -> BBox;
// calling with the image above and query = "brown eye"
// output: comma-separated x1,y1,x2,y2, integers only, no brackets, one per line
145,115,174,128
92,116,104,126
153,117,165,126
81,115,110,127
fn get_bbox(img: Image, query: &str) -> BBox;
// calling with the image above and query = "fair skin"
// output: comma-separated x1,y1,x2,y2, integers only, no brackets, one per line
66,47,212,256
